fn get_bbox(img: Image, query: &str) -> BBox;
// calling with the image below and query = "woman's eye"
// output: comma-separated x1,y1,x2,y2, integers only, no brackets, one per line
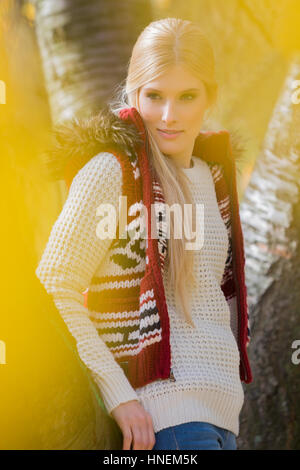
146,93,196,101
146,93,160,100
181,93,196,100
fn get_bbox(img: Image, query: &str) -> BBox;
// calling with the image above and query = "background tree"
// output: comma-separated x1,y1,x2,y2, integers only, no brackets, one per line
238,55,300,450
0,0,152,450
32,0,153,450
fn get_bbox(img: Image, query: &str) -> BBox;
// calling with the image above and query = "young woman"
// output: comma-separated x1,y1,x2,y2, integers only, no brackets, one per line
36,17,252,451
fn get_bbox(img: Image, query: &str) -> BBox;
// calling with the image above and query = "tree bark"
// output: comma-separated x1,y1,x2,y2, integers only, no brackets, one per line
33,0,152,121
238,53,300,449
31,0,152,449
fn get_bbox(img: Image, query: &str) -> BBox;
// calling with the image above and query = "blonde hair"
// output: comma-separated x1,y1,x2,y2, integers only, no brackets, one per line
110,18,218,328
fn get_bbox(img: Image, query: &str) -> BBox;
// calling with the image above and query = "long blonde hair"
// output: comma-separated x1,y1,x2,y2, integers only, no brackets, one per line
110,18,218,328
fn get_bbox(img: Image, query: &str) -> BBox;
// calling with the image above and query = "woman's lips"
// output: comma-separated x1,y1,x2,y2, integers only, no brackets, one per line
157,129,184,139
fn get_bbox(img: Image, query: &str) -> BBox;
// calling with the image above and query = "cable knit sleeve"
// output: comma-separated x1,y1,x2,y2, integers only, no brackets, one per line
35,151,140,416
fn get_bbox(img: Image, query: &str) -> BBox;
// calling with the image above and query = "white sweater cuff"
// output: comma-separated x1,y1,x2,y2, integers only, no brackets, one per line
93,370,140,416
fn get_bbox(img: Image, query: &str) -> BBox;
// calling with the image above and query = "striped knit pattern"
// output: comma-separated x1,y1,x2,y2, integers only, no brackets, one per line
84,155,169,372
208,162,251,347
151,177,168,276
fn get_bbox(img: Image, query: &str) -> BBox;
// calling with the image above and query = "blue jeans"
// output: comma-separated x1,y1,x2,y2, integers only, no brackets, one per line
152,421,237,450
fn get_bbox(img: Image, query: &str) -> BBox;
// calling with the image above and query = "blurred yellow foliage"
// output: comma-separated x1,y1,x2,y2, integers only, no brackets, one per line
272,0,300,56
21,1,35,23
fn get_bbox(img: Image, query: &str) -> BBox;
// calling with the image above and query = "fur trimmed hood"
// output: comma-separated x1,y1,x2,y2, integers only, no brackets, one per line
41,105,248,186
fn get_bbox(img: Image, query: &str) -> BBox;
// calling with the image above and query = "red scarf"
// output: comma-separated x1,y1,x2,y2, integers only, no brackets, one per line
117,107,252,385
64,106,252,386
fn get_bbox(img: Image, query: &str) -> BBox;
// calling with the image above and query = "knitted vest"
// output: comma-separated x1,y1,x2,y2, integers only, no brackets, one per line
60,106,252,388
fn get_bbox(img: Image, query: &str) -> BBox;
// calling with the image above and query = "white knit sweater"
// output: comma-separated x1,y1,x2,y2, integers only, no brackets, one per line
134,156,244,437
36,152,244,438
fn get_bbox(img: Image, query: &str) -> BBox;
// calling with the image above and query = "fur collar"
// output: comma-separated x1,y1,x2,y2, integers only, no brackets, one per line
41,105,247,185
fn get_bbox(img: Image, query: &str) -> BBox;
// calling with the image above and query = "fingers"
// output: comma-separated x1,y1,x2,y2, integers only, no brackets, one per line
146,413,156,450
122,427,133,450
122,416,156,450
113,401,156,450
131,425,144,450
131,414,156,450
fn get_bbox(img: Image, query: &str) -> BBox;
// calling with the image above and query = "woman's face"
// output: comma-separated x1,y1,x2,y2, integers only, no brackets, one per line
138,64,209,168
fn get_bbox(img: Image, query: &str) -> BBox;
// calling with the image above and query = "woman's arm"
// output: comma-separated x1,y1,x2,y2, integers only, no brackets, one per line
35,152,140,416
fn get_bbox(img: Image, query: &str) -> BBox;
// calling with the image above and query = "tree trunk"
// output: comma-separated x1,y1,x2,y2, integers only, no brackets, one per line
32,0,152,450
238,53,300,449
33,0,152,121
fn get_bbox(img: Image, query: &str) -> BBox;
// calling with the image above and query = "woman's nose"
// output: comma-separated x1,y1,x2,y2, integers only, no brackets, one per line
162,102,178,123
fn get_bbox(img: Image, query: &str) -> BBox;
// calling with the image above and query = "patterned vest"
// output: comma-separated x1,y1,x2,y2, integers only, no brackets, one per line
64,106,252,388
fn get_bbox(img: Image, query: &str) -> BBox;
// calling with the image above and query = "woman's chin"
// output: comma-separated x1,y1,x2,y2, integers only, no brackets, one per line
157,143,181,156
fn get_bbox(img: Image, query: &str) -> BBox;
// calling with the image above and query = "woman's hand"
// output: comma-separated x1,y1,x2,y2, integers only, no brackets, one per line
111,399,156,450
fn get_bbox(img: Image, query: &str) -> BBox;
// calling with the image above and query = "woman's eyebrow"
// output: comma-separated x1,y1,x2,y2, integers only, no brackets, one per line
143,87,201,92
